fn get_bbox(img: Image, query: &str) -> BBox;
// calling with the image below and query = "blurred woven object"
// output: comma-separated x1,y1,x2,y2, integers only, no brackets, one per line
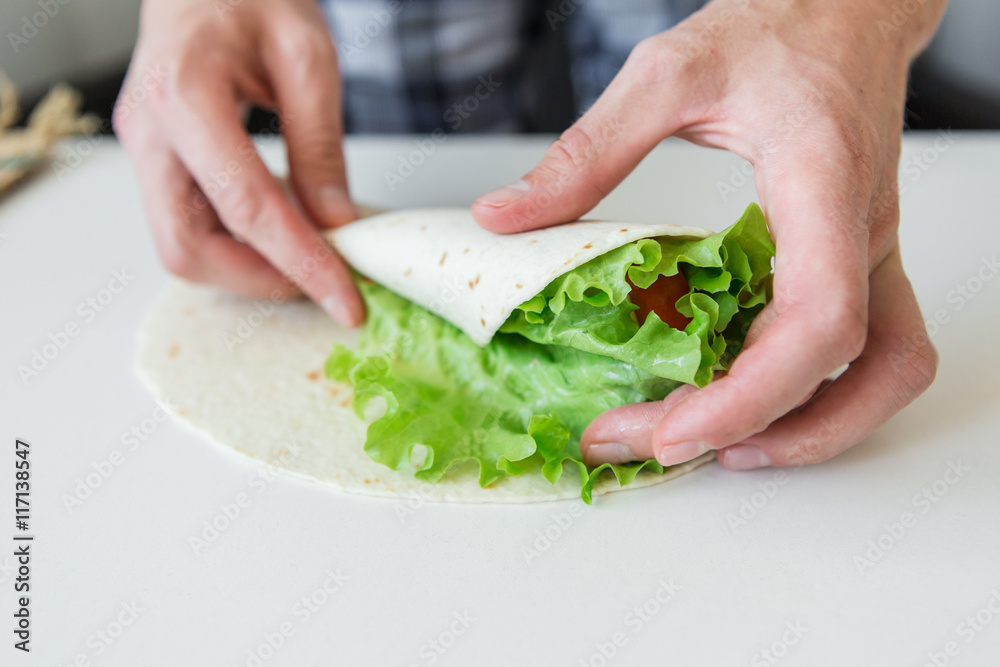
0,70,99,193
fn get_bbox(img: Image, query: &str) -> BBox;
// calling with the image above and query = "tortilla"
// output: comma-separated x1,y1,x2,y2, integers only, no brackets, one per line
137,208,719,503
330,208,712,345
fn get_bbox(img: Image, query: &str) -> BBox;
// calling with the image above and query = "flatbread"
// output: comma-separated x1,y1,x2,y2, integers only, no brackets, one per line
137,207,719,503
329,209,712,345
136,282,713,503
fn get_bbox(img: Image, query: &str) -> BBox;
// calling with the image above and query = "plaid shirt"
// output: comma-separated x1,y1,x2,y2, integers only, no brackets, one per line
318,0,707,133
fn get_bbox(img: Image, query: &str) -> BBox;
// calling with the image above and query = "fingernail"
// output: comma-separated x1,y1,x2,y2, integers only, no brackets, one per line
721,445,772,471
656,441,710,467
586,442,636,465
475,179,531,207
321,296,358,328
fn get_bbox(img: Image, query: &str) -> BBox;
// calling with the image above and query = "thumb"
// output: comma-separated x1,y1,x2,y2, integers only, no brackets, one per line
265,29,356,229
471,43,681,233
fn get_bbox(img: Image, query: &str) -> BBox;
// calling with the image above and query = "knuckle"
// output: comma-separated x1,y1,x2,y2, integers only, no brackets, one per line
779,416,844,466
889,336,939,406
219,185,272,240
781,435,832,466
291,133,345,177
868,189,901,258
154,42,215,115
818,298,869,363
113,69,159,138
716,378,774,438
276,27,335,81
624,37,675,89
870,182,900,228
622,35,712,123
155,203,212,280
548,126,599,173
111,92,134,138
157,235,201,280
538,123,615,200
168,59,202,112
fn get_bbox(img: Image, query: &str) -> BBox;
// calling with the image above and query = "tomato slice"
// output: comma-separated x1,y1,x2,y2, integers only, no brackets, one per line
626,271,692,330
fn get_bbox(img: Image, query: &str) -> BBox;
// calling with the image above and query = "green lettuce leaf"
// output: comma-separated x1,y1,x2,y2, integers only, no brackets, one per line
326,203,774,502
500,202,774,386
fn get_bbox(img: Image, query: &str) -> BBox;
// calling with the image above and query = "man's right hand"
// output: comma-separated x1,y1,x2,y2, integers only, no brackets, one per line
114,0,364,327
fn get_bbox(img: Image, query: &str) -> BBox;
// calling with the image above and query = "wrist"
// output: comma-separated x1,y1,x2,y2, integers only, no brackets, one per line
867,0,950,61
714,0,948,63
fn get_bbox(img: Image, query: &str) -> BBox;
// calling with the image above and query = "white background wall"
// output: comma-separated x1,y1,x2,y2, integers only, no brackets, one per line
0,0,996,106
0,0,141,97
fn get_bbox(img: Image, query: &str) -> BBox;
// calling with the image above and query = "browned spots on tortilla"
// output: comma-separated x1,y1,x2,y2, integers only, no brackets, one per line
516,283,523,289
439,252,447,266
583,243,593,249
528,239,538,244
468,274,480,289
277,449,289,458
339,397,352,407
177,409,187,416
404,268,412,277
480,318,486,326
420,225,427,231
563,258,572,265
462,248,470,254
168,344,180,358
306,370,321,381
619,228,629,232
363,478,371,484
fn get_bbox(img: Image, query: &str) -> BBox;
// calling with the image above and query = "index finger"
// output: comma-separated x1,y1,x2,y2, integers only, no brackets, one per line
153,77,364,327
470,37,690,234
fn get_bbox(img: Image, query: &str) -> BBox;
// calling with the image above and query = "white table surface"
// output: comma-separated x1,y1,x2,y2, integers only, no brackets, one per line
2,134,999,666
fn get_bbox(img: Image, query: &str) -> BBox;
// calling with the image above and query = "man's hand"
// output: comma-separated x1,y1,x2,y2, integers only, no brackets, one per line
472,0,947,470
114,0,364,326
